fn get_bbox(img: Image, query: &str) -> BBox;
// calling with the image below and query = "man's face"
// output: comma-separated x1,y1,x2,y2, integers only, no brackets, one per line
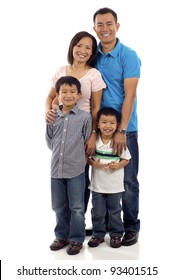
93,13,120,44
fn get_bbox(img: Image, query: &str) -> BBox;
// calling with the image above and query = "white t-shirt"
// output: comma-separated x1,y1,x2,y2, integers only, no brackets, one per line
89,136,131,194
51,66,106,113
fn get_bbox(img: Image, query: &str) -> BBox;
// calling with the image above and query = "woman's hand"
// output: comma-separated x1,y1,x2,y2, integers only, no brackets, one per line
85,132,97,157
45,109,57,124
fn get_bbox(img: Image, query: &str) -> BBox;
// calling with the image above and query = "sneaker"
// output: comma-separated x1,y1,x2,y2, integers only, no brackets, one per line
88,236,104,247
50,239,69,250
110,236,122,248
122,232,139,246
66,242,83,255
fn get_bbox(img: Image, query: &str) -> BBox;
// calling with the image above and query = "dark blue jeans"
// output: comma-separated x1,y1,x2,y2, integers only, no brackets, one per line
51,173,85,243
84,164,90,213
123,132,140,233
91,191,124,238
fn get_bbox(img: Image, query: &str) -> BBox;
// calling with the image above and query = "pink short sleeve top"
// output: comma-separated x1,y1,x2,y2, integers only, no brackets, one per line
51,66,106,113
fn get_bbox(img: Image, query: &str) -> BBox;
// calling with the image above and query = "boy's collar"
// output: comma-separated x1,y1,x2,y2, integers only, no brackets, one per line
97,134,112,148
57,104,79,116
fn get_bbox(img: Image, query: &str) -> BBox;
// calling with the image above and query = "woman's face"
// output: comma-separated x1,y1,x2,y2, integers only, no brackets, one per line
73,37,93,64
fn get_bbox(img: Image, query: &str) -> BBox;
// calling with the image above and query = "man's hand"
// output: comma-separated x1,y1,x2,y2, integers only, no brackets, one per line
45,109,57,124
112,132,127,155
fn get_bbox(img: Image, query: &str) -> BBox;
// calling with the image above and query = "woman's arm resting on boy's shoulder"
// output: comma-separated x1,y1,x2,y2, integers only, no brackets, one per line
45,87,57,124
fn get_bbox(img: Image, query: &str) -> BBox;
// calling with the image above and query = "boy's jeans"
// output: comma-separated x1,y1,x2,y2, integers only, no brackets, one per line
91,191,124,237
51,172,85,243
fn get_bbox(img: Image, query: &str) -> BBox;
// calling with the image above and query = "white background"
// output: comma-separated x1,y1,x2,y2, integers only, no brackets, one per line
0,0,172,279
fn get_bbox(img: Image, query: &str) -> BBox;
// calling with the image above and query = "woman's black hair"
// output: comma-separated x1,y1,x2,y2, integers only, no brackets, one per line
67,31,97,67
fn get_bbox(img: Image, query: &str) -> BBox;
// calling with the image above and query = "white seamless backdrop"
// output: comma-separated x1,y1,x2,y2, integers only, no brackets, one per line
0,0,172,279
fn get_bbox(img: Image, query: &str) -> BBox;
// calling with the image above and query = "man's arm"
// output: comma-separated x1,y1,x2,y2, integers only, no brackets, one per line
113,77,139,155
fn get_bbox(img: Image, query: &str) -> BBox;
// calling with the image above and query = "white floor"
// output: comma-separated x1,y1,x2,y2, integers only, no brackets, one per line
0,193,167,262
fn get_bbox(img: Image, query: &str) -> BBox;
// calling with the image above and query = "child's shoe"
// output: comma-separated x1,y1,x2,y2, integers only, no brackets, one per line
66,242,83,255
88,236,104,247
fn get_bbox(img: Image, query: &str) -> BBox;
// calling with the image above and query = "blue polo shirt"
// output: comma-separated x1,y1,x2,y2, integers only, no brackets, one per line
96,38,141,132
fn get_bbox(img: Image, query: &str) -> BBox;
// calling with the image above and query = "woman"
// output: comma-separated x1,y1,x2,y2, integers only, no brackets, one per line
45,31,106,226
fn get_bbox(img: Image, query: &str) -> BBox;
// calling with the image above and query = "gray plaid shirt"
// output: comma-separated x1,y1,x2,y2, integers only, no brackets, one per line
46,105,92,178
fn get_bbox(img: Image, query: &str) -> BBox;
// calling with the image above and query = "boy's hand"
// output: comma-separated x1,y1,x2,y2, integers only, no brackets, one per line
45,109,57,124
94,159,109,170
108,161,120,170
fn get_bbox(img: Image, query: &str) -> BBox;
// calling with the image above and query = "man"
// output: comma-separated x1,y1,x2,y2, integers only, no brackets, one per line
93,7,141,246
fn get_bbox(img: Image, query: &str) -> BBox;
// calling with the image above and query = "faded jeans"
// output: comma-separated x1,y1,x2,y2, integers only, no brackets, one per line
51,172,85,243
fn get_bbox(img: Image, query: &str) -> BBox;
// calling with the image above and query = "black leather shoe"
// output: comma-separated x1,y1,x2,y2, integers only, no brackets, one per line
122,232,139,246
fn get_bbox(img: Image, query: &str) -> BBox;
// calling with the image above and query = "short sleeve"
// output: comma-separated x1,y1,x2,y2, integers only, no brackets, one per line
90,69,106,92
120,147,131,160
51,66,66,88
123,50,141,79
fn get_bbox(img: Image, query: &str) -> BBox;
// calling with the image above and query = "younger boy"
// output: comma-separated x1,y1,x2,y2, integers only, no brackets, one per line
88,107,131,248
46,76,92,255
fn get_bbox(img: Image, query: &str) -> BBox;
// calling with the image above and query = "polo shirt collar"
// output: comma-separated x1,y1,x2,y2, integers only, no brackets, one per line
97,135,111,149
97,38,121,57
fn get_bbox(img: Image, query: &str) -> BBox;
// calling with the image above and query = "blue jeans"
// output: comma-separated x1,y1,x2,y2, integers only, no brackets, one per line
123,132,140,232
84,164,90,213
91,191,124,238
51,173,85,243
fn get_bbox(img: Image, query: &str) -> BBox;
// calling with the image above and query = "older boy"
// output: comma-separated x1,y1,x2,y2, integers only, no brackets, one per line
46,76,92,255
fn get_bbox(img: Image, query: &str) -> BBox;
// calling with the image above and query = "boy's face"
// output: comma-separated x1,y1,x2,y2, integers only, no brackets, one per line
57,84,81,109
98,114,117,138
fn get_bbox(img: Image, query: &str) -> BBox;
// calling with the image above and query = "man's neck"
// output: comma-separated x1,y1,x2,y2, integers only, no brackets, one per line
101,38,117,54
